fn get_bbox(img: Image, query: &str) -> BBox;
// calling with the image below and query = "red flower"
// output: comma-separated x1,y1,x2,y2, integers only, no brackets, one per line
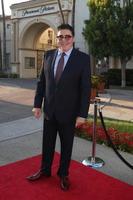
76,122,133,153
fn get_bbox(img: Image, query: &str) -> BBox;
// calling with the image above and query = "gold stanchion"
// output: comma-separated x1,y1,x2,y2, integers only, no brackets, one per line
82,98,105,168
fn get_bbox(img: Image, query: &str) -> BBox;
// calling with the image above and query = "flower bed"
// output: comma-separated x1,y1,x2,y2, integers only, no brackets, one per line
75,121,133,154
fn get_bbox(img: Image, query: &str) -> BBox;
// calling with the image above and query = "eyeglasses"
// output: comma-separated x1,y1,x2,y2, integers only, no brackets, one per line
56,35,72,40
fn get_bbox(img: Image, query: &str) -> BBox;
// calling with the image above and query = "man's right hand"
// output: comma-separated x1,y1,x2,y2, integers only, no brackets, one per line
32,108,42,119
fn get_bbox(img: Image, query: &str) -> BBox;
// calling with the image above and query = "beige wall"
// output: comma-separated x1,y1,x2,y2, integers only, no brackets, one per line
19,49,37,78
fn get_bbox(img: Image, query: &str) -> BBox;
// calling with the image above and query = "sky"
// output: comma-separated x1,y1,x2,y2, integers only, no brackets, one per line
0,0,29,15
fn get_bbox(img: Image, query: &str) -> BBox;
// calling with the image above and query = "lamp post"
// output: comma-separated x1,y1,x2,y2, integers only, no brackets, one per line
1,0,7,71
57,0,65,24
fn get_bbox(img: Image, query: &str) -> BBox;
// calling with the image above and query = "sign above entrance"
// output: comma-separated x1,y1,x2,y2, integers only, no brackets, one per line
22,5,56,17
11,1,71,19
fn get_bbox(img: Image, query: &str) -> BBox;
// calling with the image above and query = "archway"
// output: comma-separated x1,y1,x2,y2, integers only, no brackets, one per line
19,20,57,78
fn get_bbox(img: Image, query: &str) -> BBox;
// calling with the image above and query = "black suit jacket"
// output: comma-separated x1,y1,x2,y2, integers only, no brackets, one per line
34,48,91,123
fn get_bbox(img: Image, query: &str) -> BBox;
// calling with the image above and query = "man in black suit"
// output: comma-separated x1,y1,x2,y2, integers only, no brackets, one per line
27,24,91,191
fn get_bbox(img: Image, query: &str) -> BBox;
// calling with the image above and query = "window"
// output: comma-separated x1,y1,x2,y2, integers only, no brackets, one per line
47,30,53,45
7,24,11,29
25,57,35,69
6,53,10,68
47,39,52,45
48,30,53,39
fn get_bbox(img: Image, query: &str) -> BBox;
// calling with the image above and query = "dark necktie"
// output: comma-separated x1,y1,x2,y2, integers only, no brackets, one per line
55,52,65,83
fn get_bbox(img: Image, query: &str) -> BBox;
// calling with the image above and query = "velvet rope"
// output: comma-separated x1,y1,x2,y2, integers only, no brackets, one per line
99,109,133,170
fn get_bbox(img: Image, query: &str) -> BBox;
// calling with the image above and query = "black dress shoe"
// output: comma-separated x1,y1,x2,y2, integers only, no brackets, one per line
26,170,51,181
60,176,70,191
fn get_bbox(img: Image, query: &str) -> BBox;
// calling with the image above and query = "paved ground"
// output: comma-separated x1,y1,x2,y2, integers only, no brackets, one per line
0,78,133,186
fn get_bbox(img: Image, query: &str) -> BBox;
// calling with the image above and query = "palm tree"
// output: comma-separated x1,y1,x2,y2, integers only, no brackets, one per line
72,0,76,31
71,0,76,47
0,34,2,71
1,0,7,71
57,0,65,24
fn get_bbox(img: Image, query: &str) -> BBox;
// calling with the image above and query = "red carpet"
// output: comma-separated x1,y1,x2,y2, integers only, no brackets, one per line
0,153,132,200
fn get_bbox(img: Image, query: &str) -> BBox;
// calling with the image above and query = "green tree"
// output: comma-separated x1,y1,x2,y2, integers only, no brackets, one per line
83,0,133,87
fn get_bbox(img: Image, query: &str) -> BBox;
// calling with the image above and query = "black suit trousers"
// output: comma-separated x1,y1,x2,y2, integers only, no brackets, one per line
41,115,75,177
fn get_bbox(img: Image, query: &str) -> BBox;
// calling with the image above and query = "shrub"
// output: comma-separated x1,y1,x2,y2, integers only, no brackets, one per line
91,75,106,88
0,72,18,78
75,121,133,154
9,73,19,78
102,69,133,86
0,72,8,78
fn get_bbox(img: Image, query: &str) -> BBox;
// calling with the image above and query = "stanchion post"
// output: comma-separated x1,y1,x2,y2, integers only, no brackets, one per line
82,98,105,168
90,98,97,164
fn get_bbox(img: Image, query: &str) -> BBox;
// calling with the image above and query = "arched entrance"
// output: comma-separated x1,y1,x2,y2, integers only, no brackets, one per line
19,21,57,78
10,0,72,77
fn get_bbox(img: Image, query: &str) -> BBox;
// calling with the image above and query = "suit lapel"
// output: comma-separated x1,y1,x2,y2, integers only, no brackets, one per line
64,48,77,71
50,50,58,81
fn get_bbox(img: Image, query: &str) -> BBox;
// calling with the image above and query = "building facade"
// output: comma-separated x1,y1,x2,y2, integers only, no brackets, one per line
8,0,89,78
0,0,133,78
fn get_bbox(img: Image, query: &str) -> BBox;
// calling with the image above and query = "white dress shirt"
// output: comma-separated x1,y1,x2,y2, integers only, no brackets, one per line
54,47,73,77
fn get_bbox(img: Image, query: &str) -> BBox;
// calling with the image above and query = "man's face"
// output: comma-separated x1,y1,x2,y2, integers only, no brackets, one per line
56,29,74,52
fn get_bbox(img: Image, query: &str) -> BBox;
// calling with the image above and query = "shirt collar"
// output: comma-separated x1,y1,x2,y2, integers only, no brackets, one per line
58,47,73,56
